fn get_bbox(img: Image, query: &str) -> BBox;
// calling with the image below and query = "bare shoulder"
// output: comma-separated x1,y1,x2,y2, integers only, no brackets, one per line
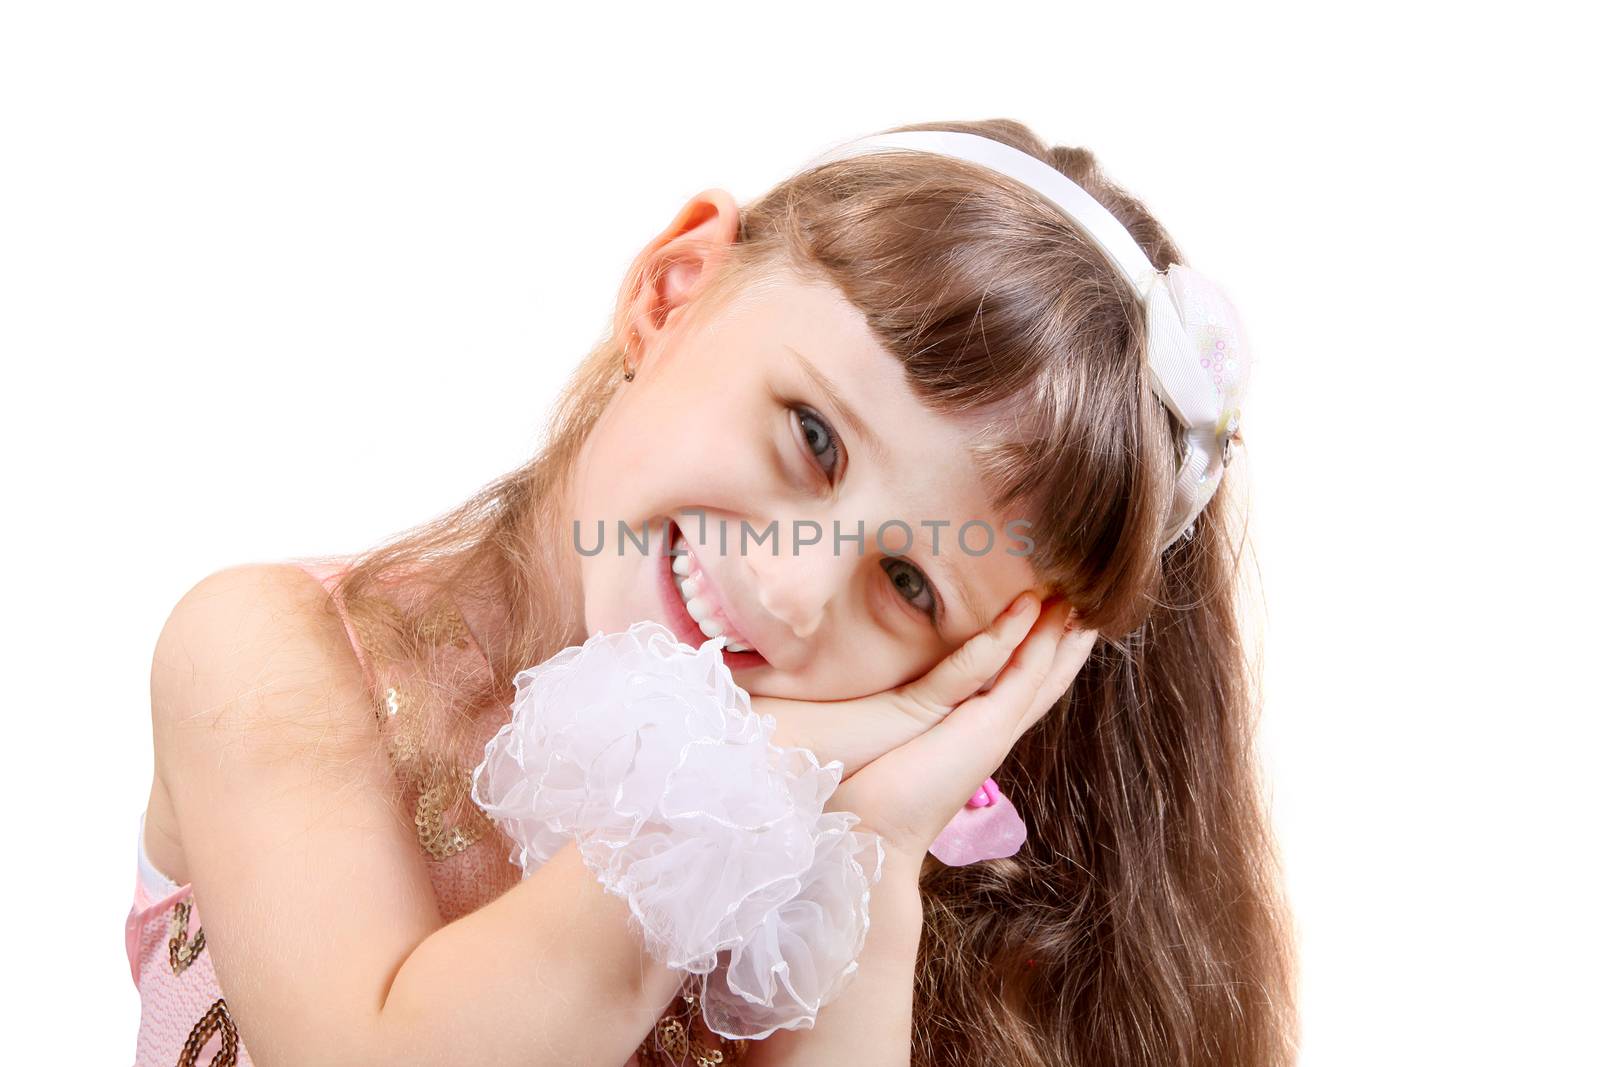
147,561,390,882
150,561,372,756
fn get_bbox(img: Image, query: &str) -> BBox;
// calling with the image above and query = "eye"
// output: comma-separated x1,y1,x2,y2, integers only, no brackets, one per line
881,557,937,620
791,405,841,482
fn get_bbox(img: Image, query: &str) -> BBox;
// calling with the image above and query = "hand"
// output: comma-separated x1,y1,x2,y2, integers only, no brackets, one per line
751,590,1057,781
824,595,1096,865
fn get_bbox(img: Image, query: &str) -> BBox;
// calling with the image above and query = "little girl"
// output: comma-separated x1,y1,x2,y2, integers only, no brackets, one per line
128,119,1296,1066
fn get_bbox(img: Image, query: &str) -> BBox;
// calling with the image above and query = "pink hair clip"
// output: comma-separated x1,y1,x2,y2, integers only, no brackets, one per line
967,777,1002,807
929,776,1027,865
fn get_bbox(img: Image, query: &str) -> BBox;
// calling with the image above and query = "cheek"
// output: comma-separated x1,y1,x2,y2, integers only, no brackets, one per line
855,636,942,695
761,630,937,701
617,388,760,486
573,401,767,633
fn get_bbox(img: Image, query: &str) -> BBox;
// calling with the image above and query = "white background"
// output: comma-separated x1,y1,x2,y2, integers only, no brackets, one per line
3,3,1593,1063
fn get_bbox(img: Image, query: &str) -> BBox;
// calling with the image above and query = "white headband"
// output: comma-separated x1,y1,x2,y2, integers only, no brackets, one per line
804,130,1253,552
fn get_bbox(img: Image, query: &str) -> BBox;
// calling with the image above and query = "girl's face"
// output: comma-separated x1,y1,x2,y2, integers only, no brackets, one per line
570,197,1039,700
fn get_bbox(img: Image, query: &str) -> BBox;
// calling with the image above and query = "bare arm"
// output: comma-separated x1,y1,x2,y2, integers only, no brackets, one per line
153,564,681,1067
744,849,925,1066
377,836,685,1063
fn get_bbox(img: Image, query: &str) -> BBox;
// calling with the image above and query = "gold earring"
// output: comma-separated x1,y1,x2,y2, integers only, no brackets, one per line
622,338,636,382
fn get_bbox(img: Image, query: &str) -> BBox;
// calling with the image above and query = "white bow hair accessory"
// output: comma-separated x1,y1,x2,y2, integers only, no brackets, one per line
1140,261,1253,547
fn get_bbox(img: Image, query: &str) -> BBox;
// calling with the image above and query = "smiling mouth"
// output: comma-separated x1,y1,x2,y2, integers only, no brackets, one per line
660,519,769,668
668,524,753,650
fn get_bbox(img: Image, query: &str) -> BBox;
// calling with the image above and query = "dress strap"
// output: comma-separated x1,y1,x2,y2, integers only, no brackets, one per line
289,559,379,697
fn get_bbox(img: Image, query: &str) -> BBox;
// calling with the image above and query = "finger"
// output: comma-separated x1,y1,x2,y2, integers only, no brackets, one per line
1028,611,1097,704
898,591,1042,718
759,596,1064,781
1010,624,1098,746
893,600,1070,793
964,597,1072,745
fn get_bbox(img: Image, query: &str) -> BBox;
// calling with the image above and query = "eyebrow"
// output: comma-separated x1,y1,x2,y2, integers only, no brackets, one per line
782,344,887,466
782,343,986,636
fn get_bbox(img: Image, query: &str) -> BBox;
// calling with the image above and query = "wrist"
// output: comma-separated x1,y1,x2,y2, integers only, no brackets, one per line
875,844,926,935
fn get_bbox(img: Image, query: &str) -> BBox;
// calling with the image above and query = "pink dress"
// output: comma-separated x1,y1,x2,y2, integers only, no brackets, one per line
124,559,706,1066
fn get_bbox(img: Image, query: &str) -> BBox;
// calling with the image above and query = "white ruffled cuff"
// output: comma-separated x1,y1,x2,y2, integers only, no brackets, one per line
470,620,886,1041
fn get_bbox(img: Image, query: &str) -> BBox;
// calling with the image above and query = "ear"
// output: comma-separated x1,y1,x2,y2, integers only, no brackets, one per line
616,188,741,372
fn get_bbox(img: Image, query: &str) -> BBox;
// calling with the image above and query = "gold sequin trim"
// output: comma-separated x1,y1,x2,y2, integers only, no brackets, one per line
414,601,472,650
176,997,239,1067
379,678,492,861
168,898,206,976
347,589,492,864
346,594,410,662
636,988,749,1066
348,593,472,656
381,682,424,764
414,759,491,861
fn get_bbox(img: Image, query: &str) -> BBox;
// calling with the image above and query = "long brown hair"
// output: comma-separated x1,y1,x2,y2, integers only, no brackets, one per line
310,118,1298,1066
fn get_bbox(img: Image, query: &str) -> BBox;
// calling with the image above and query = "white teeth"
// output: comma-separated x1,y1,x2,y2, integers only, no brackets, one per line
670,527,755,653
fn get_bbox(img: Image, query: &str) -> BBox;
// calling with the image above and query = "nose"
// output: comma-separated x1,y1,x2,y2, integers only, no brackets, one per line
745,523,852,641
